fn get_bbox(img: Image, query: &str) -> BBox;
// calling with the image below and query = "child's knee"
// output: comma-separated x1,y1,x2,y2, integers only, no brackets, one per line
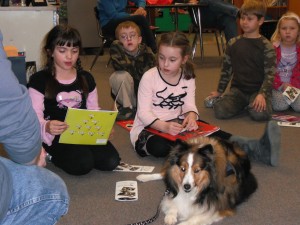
213,101,236,119
248,110,271,121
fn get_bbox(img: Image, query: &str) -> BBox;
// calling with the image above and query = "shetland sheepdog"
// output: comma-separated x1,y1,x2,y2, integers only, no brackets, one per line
137,136,257,225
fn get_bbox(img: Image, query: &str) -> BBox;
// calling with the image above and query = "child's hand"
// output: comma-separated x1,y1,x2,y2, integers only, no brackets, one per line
182,112,198,131
46,120,68,135
164,121,184,136
133,7,147,17
207,91,221,98
251,94,266,112
282,83,292,91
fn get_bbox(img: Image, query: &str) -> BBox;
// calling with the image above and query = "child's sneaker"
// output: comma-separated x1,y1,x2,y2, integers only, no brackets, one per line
204,96,222,108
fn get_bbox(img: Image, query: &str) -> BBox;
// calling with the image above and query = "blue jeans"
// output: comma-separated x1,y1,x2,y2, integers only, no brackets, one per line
0,157,69,225
200,0,238,42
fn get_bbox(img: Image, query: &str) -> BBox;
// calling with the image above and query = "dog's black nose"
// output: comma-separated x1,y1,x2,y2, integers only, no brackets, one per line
184,184,191,192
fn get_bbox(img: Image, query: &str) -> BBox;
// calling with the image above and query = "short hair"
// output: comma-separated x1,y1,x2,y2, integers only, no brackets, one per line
271,11,300,44
115,21,141,39
239,0,267,19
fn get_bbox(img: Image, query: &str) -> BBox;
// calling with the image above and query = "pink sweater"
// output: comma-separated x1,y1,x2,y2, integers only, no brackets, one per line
130,67,199,145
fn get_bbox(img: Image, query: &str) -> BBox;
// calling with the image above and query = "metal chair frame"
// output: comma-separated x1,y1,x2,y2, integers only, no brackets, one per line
89,7,111,71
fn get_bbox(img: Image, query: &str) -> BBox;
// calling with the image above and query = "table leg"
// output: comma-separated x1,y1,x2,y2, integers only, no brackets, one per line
196,7,203,60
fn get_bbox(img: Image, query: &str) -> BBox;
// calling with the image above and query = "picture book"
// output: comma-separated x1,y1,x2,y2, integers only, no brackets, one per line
59,108,117,145
272,113,300,123
113,162,154,173
277,121,300,127
115,181,138,201
117,119,220,141
282,86,300,105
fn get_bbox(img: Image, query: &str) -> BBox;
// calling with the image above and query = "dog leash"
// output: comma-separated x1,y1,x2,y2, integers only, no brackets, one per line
125,190,170,225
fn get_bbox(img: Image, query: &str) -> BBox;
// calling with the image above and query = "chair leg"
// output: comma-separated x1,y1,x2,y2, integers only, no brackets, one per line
89,46,103,72
191,33,198,60
214,31,221,56
220,31,225,53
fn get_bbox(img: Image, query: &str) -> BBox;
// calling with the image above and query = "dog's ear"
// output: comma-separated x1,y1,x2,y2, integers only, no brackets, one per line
197,144,214,159
168,139,191,165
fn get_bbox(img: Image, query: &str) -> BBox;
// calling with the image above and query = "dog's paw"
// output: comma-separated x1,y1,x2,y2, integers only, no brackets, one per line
136,174,151,182
164,214,177,225
136,173,162,182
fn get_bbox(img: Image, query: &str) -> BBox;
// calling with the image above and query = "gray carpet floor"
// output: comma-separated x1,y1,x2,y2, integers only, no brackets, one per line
54,36,300,225
2,34,300,225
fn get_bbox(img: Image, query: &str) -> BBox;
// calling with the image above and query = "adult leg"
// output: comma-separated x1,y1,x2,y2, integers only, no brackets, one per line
229,121,281,166
194,120,281,166
248,92,272,121
205,0,239,18
200,2,238,42
272,89,290,111
91,141,121,171
217,14,238,42
0,157,69,225
213,88,249,119
44,138,95,175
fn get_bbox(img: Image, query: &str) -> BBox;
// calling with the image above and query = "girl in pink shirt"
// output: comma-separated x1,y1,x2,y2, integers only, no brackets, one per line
271,12,300,112
130,32,199,157
130,32,281,167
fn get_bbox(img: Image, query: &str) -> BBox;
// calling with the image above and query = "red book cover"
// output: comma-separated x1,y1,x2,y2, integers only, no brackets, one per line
272,114,300,122
117,119,220,141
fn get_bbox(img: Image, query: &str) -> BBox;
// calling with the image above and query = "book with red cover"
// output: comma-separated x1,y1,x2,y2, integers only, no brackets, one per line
272,114,300,123
117,119,220,141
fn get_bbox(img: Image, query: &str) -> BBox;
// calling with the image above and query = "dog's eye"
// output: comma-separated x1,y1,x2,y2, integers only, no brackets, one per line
194,168,200,173
180,167,186,172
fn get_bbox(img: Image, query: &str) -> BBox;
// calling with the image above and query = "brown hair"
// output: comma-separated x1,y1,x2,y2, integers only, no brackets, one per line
115,21,141,39
41,24,88,99
239,0,267,19
158,32,195,80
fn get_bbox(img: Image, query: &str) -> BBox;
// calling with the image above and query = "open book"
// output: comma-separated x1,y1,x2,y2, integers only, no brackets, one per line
59,108,117,145
272,113,300,123
117,119,220,142
59,81,125,145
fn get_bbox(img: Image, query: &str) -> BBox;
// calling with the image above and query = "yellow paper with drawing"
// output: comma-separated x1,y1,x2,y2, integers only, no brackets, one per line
59,108,117,145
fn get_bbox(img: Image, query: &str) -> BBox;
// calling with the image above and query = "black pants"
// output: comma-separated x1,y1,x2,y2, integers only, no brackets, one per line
44,136,121,175
102,15,157,53
135,120,232,158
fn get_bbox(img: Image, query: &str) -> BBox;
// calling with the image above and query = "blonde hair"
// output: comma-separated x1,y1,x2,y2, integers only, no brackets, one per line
115,21,141,39
239,0,267,19
271,11,300,44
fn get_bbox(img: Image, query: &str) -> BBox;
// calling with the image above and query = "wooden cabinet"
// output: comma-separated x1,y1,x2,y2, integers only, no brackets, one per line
233,0,300,17
289,0,300,15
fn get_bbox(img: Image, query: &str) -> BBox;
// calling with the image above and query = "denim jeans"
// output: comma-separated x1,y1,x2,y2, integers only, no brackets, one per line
0,157,69,225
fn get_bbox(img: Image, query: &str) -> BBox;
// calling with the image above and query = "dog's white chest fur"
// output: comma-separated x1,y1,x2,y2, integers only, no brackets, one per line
161,190,221,225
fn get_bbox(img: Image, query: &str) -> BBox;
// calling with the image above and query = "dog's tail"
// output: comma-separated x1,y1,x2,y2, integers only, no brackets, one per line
136,173,163,182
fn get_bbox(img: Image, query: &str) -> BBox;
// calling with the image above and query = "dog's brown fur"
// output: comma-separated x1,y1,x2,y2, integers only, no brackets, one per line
137,136,257,225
